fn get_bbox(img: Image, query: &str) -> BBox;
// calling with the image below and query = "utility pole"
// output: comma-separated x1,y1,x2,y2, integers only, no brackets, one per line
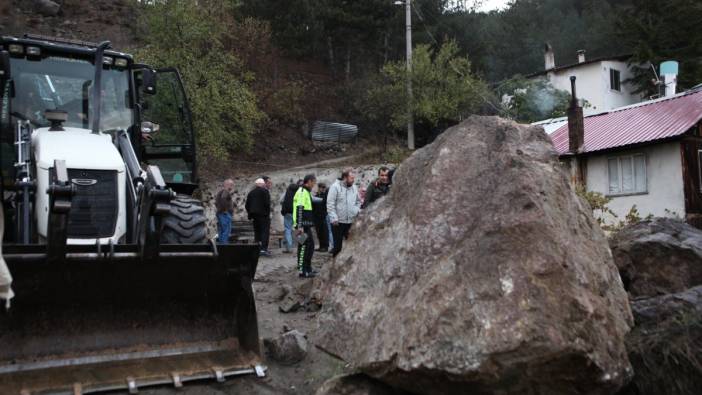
405,0,415,150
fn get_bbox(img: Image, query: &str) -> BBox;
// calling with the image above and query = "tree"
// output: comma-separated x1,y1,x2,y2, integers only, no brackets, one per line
363,40,489,145
134,0,264,160
497,76,571,123
616,0,702,96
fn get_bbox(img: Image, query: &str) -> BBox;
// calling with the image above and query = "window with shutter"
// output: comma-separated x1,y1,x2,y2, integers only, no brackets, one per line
607,154,647,195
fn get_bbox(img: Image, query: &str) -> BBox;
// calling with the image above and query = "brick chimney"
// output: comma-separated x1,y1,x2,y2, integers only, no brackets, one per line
567,76,584,153
544,43,555,70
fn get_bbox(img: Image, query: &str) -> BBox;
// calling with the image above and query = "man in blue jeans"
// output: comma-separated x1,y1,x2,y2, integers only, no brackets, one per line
215,179,235,244
280,180,301,253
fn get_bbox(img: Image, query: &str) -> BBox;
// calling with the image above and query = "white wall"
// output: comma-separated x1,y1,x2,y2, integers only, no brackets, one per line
585,142,685,224
600,60,641,110
548,62,603,114
546,60,642,115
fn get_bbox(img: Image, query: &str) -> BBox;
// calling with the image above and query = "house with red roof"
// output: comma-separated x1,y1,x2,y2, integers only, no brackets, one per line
550,84,702,227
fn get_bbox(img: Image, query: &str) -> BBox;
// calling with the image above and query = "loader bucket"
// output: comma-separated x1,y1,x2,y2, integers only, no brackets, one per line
0,242,263,394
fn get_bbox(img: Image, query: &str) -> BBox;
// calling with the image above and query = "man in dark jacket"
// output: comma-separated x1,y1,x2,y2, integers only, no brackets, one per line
312,183,329,252
280,180,301,253
362,167,391,208
215,179,235,244
245,178,271,256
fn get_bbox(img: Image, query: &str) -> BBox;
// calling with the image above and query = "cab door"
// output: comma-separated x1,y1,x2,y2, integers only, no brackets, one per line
138,68,197,193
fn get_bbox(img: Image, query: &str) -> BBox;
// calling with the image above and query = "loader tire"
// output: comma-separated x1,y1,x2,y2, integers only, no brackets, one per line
162,196,208,244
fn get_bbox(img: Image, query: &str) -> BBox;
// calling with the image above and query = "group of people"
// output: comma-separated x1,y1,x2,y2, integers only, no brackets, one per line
214,166,394,278
214,175,274,256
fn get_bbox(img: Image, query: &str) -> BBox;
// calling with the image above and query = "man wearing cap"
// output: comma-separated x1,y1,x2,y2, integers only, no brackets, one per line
245,178,272,256
293,174,317,278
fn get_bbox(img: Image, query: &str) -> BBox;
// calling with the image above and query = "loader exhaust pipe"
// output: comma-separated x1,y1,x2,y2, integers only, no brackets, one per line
92,41,111,135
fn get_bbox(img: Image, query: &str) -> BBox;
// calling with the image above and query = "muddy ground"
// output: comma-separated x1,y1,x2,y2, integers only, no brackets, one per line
118,247,348,395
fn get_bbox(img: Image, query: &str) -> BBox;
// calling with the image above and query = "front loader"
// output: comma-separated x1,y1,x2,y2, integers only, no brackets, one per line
0,35,263,394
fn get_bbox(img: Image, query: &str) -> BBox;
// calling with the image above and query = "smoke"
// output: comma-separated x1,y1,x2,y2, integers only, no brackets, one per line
530,86,560,116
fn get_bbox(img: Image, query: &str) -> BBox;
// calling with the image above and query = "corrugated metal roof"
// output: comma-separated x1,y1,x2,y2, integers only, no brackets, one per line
550,89,702,155
310,121,358,142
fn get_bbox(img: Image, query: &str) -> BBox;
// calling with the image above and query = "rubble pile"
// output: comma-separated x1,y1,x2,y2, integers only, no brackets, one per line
611,219,702,395
622,286,702,395
316,116,633,394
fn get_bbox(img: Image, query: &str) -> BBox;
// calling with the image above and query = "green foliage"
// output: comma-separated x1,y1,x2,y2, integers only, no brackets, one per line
362,40,488,140
383,146,412,164
577,185,658,234
498,76,571,123
134,0,264,160
576,186,616,227
616,0,702,96
265,81,306,129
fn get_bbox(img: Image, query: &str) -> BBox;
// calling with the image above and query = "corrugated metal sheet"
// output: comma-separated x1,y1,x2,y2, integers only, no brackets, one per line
550,89,702,155
310,121,358,142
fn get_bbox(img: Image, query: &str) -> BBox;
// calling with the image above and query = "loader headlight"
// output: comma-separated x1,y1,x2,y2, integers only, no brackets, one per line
114,57,128,68
25,46,41,56
7,44,23,54
103,56,114,66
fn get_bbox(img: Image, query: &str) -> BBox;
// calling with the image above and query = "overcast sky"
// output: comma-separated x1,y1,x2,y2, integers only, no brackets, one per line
475,0,510,12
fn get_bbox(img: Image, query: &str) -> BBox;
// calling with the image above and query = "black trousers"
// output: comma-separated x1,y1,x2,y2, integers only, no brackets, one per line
331,223,352,257
252,215,270,251
314,218,329,250
297,226,314,273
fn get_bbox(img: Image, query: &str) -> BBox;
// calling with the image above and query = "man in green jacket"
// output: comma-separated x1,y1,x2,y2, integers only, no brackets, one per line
293,174,317,278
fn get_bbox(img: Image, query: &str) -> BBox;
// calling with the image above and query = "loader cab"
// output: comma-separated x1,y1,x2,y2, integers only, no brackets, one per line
0,35,199,243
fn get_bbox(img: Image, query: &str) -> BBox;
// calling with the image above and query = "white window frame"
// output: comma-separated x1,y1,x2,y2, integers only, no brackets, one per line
606,154,647,196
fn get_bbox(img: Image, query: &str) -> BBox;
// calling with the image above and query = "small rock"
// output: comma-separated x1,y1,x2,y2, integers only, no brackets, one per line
276,284,293,301
263,330,308,365
282,323,292,333
304,301,322,312
278,295,301,313
35,0,60,16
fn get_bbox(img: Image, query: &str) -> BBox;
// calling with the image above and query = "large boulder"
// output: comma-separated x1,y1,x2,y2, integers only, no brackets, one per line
622,286,702,395
316,116,633,394
610,217,702,298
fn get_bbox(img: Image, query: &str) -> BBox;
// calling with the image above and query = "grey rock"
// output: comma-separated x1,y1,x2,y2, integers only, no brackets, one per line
610,217,702,297
278,295,301,313
263,330,308,365
315,374,406,395
622,285,702,395
35,0,60,16
316,116,633,394
276,284,294,301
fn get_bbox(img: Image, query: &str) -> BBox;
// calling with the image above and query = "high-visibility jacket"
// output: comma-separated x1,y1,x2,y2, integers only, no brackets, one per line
293,187,314,228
